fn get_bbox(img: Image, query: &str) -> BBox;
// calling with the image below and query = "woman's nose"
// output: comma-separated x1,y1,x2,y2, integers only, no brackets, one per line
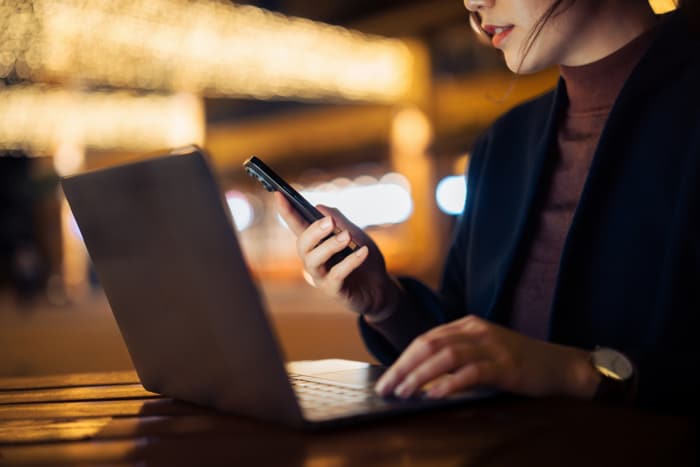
463,0,493,12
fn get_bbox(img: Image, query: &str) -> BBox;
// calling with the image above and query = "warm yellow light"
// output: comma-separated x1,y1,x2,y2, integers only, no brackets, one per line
0,86,204,152
391,107,433,154
62,200,87,298
453,154,470,175
2,0,413,102
53,141,84,176
649,0,678,13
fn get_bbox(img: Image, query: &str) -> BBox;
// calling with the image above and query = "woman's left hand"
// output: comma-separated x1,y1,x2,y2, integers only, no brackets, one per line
375,315,600,399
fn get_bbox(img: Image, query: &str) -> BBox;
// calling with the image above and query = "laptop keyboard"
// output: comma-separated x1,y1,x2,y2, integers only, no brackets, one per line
289,374,393,418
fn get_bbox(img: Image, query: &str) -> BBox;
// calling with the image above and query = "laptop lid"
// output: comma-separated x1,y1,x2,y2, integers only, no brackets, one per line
61,148,304,427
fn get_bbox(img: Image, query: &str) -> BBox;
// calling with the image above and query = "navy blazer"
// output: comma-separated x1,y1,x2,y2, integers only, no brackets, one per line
360,9,700,414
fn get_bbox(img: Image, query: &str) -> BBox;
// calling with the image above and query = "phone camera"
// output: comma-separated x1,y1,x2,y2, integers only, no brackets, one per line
244,165,277,192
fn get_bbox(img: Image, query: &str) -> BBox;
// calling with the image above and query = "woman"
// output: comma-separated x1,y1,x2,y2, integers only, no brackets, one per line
275,0,700,414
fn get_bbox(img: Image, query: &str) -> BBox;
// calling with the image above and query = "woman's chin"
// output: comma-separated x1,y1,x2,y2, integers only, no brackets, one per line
504,53,549,75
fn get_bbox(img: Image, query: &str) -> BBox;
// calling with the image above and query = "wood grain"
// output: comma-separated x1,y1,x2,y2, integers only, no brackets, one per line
0,398,208,421
0,405,694,467
0,372,139,392
0,373,695,467
0,384,158,405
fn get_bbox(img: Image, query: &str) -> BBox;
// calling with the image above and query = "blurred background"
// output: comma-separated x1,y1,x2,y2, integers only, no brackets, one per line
0,0,677,377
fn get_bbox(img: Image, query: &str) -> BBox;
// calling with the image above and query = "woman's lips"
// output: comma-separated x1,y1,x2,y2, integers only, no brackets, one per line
482,24,514,48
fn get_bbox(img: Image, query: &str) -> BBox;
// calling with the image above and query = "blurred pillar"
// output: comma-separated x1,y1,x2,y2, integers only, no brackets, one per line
54,142,87,301
389,40,438,277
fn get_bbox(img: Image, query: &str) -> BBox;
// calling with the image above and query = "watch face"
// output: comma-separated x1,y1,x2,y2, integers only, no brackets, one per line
593,348,634,380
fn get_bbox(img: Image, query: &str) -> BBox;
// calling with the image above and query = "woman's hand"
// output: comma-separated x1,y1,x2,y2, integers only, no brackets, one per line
375,315,600,400
273,192,399,316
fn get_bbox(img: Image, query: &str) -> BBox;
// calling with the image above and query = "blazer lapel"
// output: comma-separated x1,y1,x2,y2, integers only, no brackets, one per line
547,10,691,341
485,81,568,323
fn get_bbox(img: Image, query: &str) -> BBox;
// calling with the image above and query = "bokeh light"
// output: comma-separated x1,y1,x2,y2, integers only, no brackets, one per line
436,175,467,216
225,190,254,231
275,173,414,229
0,86,203,152
1,0,413,102
301,176,413,228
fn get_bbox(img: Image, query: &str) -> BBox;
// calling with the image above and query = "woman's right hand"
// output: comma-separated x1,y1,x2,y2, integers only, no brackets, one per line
273,192,400,317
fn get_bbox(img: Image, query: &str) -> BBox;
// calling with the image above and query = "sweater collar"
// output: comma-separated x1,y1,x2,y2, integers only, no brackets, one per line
558,24,658,115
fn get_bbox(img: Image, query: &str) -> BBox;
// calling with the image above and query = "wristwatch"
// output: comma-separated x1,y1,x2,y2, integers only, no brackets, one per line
590,347,637,403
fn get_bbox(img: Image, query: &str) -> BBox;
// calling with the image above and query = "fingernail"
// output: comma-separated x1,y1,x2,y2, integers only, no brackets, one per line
376,375,391,394
336,231,349,243
426,385,444,399
395,383,410,398
375,380,386,394
320,217,332,231
355,246,368,257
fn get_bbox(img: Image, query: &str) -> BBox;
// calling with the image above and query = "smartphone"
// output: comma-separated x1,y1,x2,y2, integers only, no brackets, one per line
243,156,358,266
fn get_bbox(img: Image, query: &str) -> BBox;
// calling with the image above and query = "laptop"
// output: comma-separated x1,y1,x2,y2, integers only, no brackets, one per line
61,146,492,429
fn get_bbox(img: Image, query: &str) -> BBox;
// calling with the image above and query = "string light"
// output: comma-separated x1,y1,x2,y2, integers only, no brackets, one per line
1,0,413,102
0,85,203,152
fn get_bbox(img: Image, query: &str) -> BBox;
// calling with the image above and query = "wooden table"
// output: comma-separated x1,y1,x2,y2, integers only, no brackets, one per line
0,371,695,466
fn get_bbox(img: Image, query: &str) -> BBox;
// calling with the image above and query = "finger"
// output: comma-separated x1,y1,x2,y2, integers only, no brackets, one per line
296,216,335,257
392,344,485,398
436,314,491,338
302,229,354,280
375,332,465,396
320,246,369,293
425,362,496,398
375,316,499,397
273,192,309,236
317,205,366,240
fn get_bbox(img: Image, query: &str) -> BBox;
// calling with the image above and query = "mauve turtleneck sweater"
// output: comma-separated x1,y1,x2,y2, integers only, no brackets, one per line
507,27,658,340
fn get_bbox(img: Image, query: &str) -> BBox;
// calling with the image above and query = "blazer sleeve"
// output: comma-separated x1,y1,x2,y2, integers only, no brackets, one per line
438,135,487,321
358,134,490,365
